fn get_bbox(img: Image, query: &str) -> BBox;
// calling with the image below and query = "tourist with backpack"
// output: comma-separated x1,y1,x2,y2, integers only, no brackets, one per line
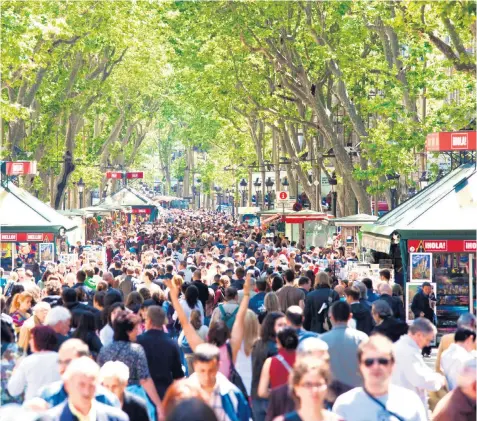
303,272,340,333
210,287,239,329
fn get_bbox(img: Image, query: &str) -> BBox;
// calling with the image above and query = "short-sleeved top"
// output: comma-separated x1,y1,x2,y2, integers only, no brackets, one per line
97,341,150,385
270,349,296,389
276,286,305,312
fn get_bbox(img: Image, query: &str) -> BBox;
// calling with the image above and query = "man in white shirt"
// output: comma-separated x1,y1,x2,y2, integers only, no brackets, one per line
440,328,476,390
391,317,446,414
333,334,428,421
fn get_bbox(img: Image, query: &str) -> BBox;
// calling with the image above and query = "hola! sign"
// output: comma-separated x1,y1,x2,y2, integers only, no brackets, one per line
408,240,477,253
426,131,476,152
1,161,37,176
1,232,53,242
131,208,151,214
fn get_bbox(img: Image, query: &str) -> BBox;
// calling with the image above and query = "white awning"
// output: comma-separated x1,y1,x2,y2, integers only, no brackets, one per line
361,233,391,254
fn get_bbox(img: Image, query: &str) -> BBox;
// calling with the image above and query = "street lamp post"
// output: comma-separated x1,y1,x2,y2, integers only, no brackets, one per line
77,177,85,209
214,186,222,211
253,177,261,209
328,175,338,217
282,176,289,189
239,178,247,207
197,178,201,209
265,176,274,210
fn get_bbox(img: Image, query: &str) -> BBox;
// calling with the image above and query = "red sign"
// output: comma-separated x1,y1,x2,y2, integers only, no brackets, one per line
1,233,53,242
464,241,477,252
106,171,124,179
131,208,151,214
126,172,144,179
408,239,477,253
426,131,476,152
2,161,37,176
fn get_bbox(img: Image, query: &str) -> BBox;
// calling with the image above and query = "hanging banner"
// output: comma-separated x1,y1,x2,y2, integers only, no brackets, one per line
126,171,144,179
408,239,477,253
106,171,124,179
0,233,54,242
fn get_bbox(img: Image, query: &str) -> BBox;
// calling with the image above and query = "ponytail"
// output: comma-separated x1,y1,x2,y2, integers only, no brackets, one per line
9,293,22,314
9,292,31,314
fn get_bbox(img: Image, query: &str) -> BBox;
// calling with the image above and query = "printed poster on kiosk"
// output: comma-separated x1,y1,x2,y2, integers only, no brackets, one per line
410,253,432,282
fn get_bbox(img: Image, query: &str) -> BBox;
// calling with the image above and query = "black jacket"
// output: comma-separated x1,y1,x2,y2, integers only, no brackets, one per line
379,294,405,321
303,286,340,333
122,391,150,421
411,291,434,320
372,317,409,342
192,280,210,309
137,329,184,399
350,302,374,335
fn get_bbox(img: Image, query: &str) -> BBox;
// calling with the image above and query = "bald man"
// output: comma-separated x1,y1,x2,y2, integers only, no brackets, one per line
378,282,405,321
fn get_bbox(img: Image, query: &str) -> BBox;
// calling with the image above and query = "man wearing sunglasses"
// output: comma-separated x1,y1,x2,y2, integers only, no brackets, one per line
333,335,428,421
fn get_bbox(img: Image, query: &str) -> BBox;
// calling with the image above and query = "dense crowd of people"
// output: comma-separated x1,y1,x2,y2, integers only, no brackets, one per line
0,208,475,421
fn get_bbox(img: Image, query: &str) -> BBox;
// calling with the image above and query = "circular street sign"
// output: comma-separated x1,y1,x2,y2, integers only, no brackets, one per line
279,191,288,200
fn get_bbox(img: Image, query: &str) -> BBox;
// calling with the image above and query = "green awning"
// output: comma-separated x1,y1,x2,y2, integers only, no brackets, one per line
361,163,477,242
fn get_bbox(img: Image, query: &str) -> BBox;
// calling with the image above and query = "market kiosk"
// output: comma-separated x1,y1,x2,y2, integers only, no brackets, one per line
281,210,335,248
328,213,378,259
99,186,158,223
361,160,476,339
0,181,77,271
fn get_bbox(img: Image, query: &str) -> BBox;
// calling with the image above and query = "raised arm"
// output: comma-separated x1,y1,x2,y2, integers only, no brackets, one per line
164,279,204,352
230,272,252,363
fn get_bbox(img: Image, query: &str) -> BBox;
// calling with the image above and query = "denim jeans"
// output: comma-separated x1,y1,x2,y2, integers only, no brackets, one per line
251,397,268,421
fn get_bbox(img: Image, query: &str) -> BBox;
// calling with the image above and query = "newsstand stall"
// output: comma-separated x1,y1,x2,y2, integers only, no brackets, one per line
361,130,476,340
1,177,77,272
282,210,335,249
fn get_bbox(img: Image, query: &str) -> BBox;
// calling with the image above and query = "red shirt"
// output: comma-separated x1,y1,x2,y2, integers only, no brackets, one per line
269,349,296,389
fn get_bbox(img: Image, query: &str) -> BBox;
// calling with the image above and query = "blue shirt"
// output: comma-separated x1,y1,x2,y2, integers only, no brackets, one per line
367,290,380,303
248,291,266,316
40,380,120,408
296,328,319,343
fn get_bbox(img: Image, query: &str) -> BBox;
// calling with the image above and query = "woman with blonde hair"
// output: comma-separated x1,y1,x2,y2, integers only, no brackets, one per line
9,291,33,334
234,309,260,397
258,291,280,324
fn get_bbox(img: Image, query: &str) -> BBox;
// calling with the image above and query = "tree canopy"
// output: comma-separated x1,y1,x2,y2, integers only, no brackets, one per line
1,1,475,213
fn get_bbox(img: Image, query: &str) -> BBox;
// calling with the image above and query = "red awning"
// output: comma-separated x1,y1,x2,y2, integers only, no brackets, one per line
284,213,332,224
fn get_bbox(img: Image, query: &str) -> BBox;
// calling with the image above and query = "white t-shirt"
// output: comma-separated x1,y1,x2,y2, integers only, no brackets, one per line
100,324,114,346
440,343,474,390
235,342,252,397
332,385,427,421
7,351,61,401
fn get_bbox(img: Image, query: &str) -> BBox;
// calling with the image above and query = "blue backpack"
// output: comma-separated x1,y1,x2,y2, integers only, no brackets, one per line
218,305,239,330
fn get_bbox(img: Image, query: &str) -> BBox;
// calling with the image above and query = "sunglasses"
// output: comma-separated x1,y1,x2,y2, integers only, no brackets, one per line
363,358,391,367
299,382,327,390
